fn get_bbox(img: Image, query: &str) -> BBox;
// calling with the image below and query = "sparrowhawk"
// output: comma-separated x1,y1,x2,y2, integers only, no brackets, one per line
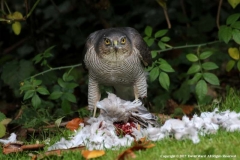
83,27,152,117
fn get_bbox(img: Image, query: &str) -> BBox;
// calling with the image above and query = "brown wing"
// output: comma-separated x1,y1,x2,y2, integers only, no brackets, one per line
123,27,152,66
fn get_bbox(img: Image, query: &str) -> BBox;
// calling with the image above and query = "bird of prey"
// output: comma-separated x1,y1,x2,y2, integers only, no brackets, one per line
83,27,152,117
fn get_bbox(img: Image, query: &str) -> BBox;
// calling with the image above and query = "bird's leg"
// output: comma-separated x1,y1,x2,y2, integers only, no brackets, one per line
133,85,139,100
135,74,147,98
88,78,101,117
134,74,148,104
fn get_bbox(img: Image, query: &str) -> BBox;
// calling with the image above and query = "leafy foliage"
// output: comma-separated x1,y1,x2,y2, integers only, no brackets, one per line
147,58,174,91
218,13,240,44
144,26,171,58
186,49,219,103
33,46,55,66
1,60,34,96
226,47,240,71
144,26,174,91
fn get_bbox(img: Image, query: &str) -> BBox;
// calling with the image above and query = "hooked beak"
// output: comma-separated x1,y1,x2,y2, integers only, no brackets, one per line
113,40,118,52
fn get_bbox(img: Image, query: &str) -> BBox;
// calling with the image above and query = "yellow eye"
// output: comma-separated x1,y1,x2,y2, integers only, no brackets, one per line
121,37,126,44
104,38,111,45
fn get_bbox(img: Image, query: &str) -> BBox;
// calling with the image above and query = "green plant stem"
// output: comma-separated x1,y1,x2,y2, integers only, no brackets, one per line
156,40,221,53
28,63,82,80
4,1,11,14
27,41,220,80
26,0,41,18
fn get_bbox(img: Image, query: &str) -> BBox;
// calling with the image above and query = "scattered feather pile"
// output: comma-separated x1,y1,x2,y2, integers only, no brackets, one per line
2,93,240,151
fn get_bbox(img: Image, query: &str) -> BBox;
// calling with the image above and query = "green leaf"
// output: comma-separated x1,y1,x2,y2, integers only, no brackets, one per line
172,80,191,104
158,58,168,64
0,123,6,138
58,78,67,88
232,29,240,44
32,79,42,87
20,84,33,91
149,67,159,82
1,60,34,94
154,29,168,38
41,59,47,66
228,47,240,60
144,26,152,37
32,54,43,64
146,65,153,72
237,60,240,72
199,51,213,60
218,25,232,44
43,51,53,58
186,53,199,62
55,116,64,127
232,21,240,29
63,72,74,81
49,91,63,100
187,64,201,74
203,73,220,85
23,90,35,100
202,62,219,70
158,41,166,49
160,36,170,42
146,38,154,47
64,92,77,103
226,13,240,25
143,37,149,43
44,45,55,54
0,112,6,122
159,63,175,72
188,73,202,85
151,51,158,58
195,80,208,100
36,87,50,95
61,99,71,113
159,72,170,91
31,93,41,108
12,22,21,35
226,60,236,72
228,0,240,8
66,82,79,89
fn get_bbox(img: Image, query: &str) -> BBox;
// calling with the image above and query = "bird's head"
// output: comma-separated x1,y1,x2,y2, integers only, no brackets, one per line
96,30,132,62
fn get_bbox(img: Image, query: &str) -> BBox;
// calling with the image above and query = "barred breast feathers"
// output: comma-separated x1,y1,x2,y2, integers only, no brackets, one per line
84,46,146,85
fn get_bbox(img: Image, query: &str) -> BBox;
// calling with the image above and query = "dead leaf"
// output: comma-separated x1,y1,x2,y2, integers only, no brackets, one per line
179,105,194,115
143,143,155,149
117,138,155,160
81,150,105,159
165,99,179,114
66,118,84,131
117,149,136,160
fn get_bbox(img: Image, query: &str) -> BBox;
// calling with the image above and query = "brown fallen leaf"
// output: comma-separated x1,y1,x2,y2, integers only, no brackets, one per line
165,99,196,119
117,149,136,160
117,138,155,160
66,118,84,131
81,150,105,159
179,105,194,115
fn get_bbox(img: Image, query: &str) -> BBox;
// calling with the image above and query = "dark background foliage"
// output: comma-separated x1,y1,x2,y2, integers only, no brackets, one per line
0,0,239,122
